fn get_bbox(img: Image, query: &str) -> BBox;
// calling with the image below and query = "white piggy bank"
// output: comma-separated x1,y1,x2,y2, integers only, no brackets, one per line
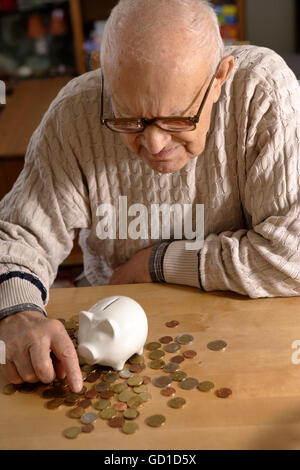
77,295,148,370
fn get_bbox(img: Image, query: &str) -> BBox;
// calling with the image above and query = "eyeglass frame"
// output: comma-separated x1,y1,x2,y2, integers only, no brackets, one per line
100,61,221,133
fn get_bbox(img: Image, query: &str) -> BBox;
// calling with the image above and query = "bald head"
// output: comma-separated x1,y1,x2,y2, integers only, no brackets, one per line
100,0,224,86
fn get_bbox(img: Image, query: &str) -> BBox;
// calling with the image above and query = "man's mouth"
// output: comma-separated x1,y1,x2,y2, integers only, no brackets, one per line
150,145,180,160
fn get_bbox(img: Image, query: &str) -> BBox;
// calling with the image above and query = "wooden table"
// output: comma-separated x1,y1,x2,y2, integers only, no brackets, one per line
1,283,300,450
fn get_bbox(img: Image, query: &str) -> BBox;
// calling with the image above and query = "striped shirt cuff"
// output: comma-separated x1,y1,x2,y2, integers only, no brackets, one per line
148,242,173,283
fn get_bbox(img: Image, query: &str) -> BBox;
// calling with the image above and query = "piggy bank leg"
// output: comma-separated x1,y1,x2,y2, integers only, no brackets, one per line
137,348,144,355
112,361,126,371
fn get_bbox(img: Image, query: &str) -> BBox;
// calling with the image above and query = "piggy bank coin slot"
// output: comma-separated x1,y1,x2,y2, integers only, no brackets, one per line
103,298,120,310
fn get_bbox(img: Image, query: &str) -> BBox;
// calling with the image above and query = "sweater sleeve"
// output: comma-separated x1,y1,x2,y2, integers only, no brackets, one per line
160,53,300,298
0,95,91,315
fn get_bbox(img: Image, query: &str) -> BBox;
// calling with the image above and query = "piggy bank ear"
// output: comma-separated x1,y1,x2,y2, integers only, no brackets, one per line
79,310,94,327
98,318,120,338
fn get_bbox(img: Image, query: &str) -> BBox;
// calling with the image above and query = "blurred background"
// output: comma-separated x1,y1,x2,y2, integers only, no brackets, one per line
0,0,299,287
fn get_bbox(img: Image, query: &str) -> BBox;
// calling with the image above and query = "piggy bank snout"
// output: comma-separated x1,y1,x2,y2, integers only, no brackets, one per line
77,343,98,364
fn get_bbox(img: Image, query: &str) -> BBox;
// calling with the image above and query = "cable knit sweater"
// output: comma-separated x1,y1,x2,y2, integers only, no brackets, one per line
0,45,300,318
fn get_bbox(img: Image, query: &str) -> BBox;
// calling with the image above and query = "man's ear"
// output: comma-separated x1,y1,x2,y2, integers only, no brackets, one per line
212,55,235,103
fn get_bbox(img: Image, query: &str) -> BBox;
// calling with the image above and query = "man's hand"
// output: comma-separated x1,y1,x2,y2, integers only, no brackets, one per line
0,310,83,393
109,246,153,285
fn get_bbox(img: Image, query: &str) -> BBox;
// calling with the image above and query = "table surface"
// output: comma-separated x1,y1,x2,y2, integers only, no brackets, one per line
1,283,300,450
0,76,72,159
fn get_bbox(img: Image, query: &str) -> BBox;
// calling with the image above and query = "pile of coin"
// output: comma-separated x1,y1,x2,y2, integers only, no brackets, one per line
2,315,232,439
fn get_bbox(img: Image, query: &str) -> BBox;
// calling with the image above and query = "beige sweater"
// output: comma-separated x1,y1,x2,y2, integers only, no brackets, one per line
0,45,300,317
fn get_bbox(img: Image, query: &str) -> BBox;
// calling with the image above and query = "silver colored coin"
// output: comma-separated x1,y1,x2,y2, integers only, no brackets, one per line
179,377,200,390
80,412,98,425
207,340,227,351
163,363,179,373
175,334,194,345
119,369,133,379
153,376,173,388
164,343,181,353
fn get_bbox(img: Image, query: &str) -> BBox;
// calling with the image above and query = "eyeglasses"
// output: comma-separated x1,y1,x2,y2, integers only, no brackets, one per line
100,62,220,134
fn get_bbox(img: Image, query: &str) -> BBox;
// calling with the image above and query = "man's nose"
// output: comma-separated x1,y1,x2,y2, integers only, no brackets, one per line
139,125,172,155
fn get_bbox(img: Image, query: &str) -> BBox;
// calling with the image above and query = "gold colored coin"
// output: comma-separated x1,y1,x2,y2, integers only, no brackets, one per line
64,393,80,404
42,388,55,399
146,414,166,427
149,359,165,370
3,384,16,395
207,340,227,351
122,422,139,434
77,386,87,396
63,426,81,439
118,390,136,402
123,408,139,420
175,334,194,345
127,375,144,387
94,399,111,411
127,395,143,409
179,378,199,390
46,398,65,409
128,354,145,365
145,342,161,351
103,372,119,383
170,371,187,382
148,349,165,360
99,407,117,420
140,392,152,402
112,383,128,394
153,376,173,388
133,385,148,394
95,382,110,392
68,406,85,418
167,397,186,409
198,381,215,392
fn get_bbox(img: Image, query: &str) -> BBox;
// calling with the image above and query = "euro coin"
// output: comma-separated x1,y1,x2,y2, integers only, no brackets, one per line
95,382,110,392
207,340,227,351
63,426,81,439
167,397,186,409
165,320,179,328
80,412,98,424
128,364,145,373
68,406,85,418
46,398,65,409
170,355,185,364
198,381,215,392
159,336,173,344
179,378,199,390
183,350,197,359
64,393,80,405
104,372,119,383
170,371,187,382
143,376,151,385
140,392,152,402
127,375,144,387
78,398,92,409
148,349,165,360
133,385,148,394
146,414,166,427
85,389,98,399
128,354,144,364
145,342,161,351
122,422,139,434
149,359,165,369
175,334,194,345
94,399,111,411
113,402,127,412
112,383,128,394
119,369,133,379
216,388,232,398
161,387,176,397
127,395,143,409
81,424,94,433
118,390,136,402
163,363,179,373
123,408,139,420
99,390,114,399
108,416,125,428
153,376,173,388
99,407,118,420
164,343,181,353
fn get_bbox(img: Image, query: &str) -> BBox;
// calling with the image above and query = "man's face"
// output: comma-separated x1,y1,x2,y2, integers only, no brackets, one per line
107,57,228,174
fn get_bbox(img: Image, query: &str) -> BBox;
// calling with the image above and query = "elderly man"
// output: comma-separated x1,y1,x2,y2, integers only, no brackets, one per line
0,0,299,392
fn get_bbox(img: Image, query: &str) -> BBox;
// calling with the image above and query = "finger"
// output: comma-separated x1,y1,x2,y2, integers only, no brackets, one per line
29,340,56,385
0,361,23,384
52,355,66,380
14,350,39,383
50,328,82,393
